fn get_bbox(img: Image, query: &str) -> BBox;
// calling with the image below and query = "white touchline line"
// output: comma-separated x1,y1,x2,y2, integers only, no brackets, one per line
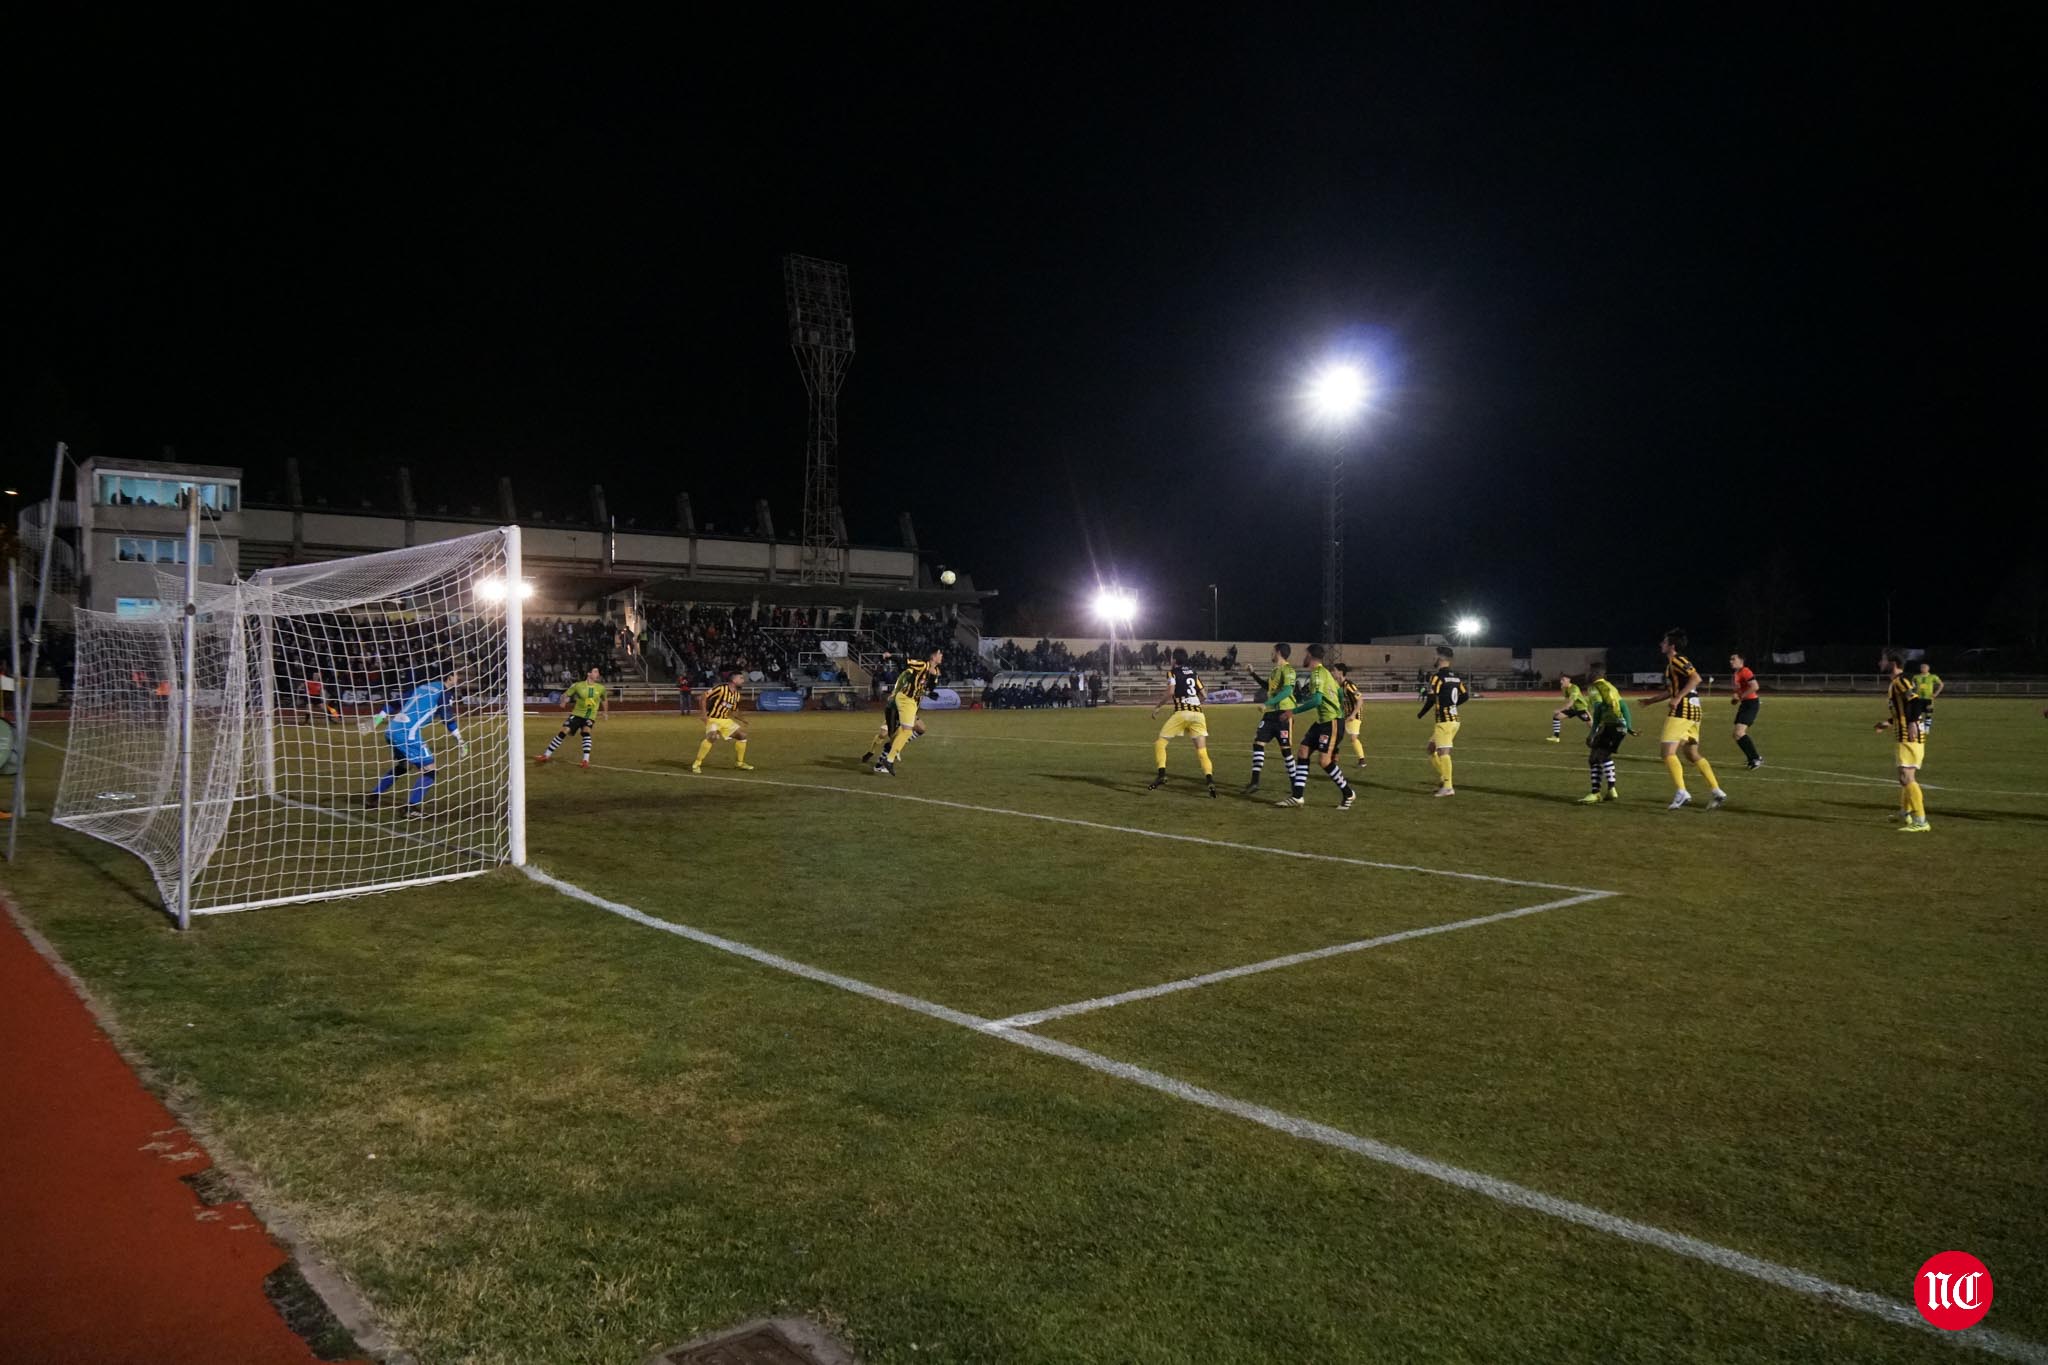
592,763,1609,894
517,862,2047,1365
987,892,1615,1029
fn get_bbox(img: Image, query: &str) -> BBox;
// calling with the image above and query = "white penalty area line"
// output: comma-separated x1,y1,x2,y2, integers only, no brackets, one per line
519,862,2047,1365
591,762,1609,895
987,891,1613,1030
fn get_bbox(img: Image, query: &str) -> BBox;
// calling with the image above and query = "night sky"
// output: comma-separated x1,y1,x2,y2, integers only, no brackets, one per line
7,12,2040,652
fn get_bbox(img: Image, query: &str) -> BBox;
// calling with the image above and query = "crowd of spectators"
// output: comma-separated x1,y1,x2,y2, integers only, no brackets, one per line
641,602,992,689
990,638,1238,675
642,603,799,686
985,677,1085,708
523,617,624,691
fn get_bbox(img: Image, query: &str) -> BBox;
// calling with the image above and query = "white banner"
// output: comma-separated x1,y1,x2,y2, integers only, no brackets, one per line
1770,650,1806,665
820,640,849,659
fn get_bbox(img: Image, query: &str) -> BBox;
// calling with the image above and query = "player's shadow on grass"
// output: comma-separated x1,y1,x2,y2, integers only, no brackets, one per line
1403,780,1612,809
1033,771,1173,796
1818,799,2048,825
804,757,888,776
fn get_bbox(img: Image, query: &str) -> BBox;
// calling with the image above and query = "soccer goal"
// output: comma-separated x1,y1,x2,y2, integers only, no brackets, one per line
54,527,526,924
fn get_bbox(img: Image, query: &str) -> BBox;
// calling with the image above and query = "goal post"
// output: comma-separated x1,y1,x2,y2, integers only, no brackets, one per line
54,527,528,922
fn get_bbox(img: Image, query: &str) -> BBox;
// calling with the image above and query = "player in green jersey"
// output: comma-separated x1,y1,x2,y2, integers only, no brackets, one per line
538,666,608,768
1276,644,1356,810
1914,663,1944,733
1576,662,1634,804
1549,675,1591,742
1244,643,1297,794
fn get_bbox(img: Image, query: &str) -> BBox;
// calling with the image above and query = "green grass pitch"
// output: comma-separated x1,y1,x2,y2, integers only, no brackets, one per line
3,696,2044,1363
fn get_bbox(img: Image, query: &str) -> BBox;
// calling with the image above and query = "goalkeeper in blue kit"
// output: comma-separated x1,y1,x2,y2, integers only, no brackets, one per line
363,666,468,818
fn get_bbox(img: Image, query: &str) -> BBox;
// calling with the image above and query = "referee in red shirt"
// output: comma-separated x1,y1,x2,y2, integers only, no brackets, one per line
1729,652,1763,768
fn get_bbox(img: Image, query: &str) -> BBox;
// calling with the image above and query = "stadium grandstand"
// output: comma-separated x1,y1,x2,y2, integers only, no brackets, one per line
10,452,2047,710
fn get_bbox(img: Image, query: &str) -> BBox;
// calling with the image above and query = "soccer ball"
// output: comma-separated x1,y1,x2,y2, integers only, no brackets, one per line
940,569,957,586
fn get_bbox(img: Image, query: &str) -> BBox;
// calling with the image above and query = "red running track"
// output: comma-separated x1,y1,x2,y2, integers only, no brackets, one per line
0,910,362,1364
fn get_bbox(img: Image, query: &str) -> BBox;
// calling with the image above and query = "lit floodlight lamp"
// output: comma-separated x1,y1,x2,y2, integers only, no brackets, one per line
1454,615,1484,640
1092,588,1138,624
1305,362,1371,424
475,576,537,604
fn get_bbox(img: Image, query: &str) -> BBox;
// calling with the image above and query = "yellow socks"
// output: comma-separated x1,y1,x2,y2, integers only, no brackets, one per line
734,740,748,765
1154,739,1169,771
1348,738,1366,762
1198,748,1214,776
886,728,912,761
693,738,713,766
1694,756,1720,790
1663,753,1687,791
1907,781,1926,820
1900,786,1912,813
1433,752,1453,787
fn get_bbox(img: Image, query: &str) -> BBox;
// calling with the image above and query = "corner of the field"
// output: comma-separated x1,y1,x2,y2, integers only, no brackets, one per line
0,889,419,1365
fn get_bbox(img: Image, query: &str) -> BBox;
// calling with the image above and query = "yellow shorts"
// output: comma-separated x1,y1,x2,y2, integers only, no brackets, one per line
1344,718,1362,737
1895,741,1925,770
1660,717,1702,746
1431,720,1461,749
893,696,920,731
1158,711,1209,739
703,718,742,740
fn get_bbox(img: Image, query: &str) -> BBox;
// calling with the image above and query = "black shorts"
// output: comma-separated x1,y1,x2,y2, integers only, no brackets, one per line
1561,706,1589,720
566,714,594,734
1256,711,1292,745
1589,724,1628,756
883,700,900,733
1301,721,1334,753
1734,699,1760,727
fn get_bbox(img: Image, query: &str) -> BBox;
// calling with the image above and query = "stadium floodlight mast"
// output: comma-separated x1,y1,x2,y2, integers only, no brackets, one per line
1093,587,1138,704
1303,360,1373,663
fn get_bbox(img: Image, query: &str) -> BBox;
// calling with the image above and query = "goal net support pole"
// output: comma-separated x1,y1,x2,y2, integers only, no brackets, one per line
177,490,199,930
504,525,526,867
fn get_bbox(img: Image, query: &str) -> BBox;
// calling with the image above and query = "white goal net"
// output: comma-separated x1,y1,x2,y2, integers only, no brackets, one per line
54,528,526,919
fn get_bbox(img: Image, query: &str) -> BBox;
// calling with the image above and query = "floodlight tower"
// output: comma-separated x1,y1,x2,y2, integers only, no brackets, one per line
784,254,855,584
1305,362,1371,661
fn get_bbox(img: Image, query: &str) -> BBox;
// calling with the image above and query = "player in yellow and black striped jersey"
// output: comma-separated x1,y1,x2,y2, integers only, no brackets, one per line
1415,645,1466,796
1652,628,1725,811
874,649,944,775
1875,650,1931,831
1147,648,1217,796
1332,662,1366,763
692,672,753,773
